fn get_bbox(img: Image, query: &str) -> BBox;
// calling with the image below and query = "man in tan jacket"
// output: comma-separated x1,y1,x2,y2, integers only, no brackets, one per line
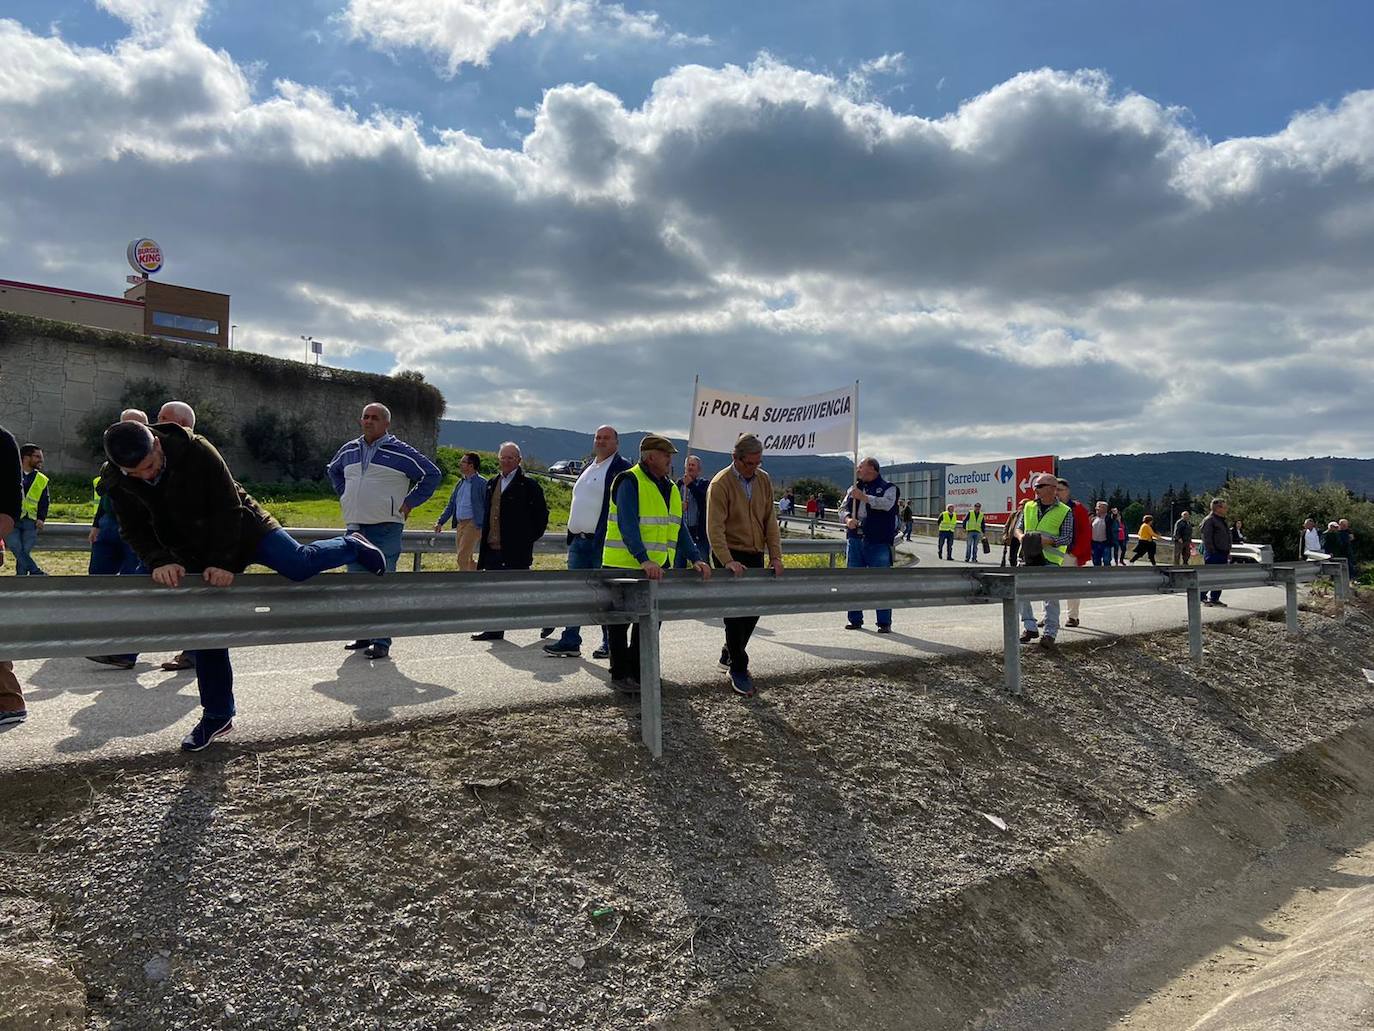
706,433,783,698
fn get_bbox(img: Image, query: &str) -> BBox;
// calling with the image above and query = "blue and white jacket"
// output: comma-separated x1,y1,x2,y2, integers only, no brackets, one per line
326,433,442,526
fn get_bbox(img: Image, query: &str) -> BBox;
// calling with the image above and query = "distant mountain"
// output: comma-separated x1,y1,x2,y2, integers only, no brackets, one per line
440,422,1374,500
1058,451,1374,500
439,419,856,484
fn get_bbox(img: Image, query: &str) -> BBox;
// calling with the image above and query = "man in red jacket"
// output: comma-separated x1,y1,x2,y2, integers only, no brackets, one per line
1057,478,1092,629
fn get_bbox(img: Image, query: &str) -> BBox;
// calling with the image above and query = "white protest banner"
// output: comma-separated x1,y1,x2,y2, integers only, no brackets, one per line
688,381,858,457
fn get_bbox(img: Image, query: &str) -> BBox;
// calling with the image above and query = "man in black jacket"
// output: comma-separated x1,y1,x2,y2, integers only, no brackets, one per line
675,454,709,566
101,421,388,751
472,441,549,642
0,424,28,726
1198,498,1232,607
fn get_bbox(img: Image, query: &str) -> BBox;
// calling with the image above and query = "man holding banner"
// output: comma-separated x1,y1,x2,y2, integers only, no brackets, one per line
843,458,900,632
706,434,783,699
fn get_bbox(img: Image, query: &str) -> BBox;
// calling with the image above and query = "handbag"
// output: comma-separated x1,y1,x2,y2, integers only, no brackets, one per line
982,535,991,554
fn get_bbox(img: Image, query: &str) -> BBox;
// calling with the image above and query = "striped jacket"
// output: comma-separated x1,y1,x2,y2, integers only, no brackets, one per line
326,434,442,526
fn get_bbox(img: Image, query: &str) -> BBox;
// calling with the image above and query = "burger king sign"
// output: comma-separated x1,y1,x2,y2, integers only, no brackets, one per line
127,238,163,276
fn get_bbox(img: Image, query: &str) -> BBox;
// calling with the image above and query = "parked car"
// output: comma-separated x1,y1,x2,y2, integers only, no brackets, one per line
548,459,585,476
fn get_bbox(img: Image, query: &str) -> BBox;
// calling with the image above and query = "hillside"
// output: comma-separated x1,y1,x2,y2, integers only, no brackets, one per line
439,419,856,484
1058,451,1374,500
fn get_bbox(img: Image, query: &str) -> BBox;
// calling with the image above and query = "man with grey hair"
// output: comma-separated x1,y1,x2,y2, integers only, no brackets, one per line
677,453,709,566
120,408,149,425
157,400,195,430
543,425,629,658
706,433,783,698
472,442,549,642
1199,497,1232,607
327,401,442,659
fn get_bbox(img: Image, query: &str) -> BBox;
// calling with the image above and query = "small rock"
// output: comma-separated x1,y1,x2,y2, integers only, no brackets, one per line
142,956,171,983
567,955,586,970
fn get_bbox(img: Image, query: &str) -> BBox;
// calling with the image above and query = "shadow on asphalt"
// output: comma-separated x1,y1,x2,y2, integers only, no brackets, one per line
312,654,456,723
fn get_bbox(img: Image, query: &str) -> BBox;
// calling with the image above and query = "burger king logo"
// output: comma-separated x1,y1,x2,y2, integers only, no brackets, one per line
127,238,163,275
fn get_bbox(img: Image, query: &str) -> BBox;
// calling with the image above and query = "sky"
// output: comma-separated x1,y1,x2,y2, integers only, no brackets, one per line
2,0,1373,465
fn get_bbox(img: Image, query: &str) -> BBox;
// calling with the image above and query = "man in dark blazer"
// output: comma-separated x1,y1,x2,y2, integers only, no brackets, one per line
542,425,630,658
472,441,550,642
675,453,709,567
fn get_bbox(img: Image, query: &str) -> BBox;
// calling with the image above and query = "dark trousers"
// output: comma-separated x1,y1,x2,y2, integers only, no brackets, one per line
89,524,146,664
607,621,643,681
193,529,375,719
1129,540,1157,565
1204,552,1229,602
478,549,532,638
937,530,954,559
715,549,764,673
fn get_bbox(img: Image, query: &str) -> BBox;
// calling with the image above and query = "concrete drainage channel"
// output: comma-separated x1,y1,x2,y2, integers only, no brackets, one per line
659,717,1374,1031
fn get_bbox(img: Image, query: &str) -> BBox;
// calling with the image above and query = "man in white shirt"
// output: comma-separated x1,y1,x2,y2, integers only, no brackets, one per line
1301,518,1326,559
543,426,630,658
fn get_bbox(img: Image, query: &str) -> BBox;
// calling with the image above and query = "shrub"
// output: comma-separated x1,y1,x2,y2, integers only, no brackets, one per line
241,406,330,482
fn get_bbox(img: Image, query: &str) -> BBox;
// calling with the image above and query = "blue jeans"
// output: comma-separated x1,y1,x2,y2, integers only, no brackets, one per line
346,521,405,648
1091,540,1112,566
194,529,372,718
559,535,606,649
5,518,44,575
937,530,954,560
965,532,982,562
846,539,893,627
1204,552,1229,602
1022,598,1061,636
89,521,146,663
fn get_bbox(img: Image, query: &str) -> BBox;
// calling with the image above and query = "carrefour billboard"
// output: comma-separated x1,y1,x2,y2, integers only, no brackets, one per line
944,455,1056,523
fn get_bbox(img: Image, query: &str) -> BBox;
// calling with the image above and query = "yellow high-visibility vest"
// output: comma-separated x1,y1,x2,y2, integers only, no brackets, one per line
603,464,684,569
1021,500,1071,565
965,510,985,532
21,471,49,521
938,511,958,532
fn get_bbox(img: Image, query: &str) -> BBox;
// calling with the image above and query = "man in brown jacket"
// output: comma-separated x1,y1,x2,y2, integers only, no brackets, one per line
706,433,783,698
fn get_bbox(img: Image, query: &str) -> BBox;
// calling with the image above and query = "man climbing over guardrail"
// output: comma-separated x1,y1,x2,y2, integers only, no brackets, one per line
101,420,388,752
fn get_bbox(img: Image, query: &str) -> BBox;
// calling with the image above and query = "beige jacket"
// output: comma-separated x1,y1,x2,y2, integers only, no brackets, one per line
706,464,782,564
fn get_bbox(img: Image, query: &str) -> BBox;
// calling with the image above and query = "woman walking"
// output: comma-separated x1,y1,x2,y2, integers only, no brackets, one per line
1128,514,1159,565
1112,507,1128,564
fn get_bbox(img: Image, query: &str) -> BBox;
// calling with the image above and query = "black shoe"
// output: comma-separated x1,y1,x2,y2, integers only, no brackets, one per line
344,640,370,651
876,625,892,634
592,646,610,660
87,655,135,670
1019,629,1039,644
0,710,27,728
718,646,730,671
160,652,195,671
364,645,390,660
181,715,232,752
1065,618,1080,628
1040,635,1056,648
1212,600,1228,608
470,631,504,641
610,677,641,695
844,623,863,630
347,532,387,575
542,641,581,658
539,627,555,640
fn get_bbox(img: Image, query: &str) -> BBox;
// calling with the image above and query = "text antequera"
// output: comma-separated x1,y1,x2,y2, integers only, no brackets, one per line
689,383,858,457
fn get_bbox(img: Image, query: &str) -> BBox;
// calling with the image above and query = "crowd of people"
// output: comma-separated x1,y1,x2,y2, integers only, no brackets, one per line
0,411,1363,746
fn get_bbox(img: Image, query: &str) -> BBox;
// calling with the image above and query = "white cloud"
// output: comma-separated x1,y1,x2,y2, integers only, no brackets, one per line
1,16,1372,461
338,0,707,77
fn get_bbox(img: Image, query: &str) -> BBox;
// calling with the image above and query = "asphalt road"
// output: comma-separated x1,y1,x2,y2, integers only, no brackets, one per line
0,528,1283,771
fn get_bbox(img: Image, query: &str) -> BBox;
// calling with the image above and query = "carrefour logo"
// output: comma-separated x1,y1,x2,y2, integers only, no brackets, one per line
997,464,1014,483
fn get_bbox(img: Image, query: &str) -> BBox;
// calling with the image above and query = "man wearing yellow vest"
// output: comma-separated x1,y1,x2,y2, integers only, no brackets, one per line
962,503,986,563
1012,472,1075,647
937,503,958,560
5,443,49,575
602,435,710,693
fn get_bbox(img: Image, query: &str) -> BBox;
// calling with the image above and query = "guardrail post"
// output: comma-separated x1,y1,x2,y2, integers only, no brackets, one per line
1002,597,1021,696
1319,560,1350,601
412,552,422,572
828,552,838,569
1168,569,1203,663
636,578,663,759
1275,567,1300,634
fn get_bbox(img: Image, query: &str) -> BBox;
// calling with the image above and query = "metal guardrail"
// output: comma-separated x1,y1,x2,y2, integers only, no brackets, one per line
32,523,846,568
0,558,1349,757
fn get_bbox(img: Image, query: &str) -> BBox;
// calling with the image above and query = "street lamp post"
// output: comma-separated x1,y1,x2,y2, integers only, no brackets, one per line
300,334,322,366
230,323,238,349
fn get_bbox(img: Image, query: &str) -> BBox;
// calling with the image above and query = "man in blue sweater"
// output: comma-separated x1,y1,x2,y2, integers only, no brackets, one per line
842,458,901,632
327,403,442,659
